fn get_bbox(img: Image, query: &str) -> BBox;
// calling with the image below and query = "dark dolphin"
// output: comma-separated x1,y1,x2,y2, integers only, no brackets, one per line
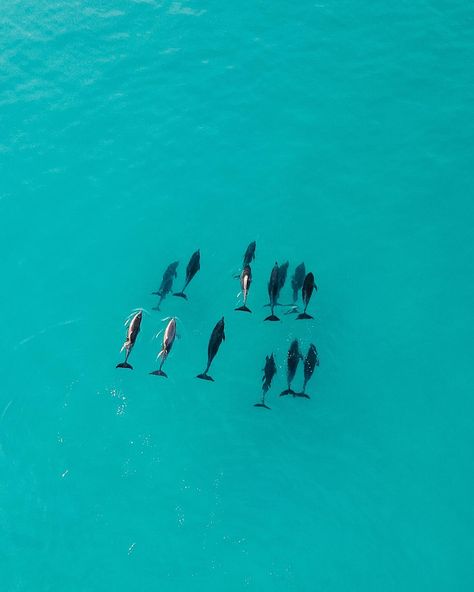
277,261,289,298
152,261,179,310
196,317,225,381
285,262,306,314
116,311,142,369
264,262,280,321
297,344,319,398
242,241,256,267
235,265,252,313
174,249,200,299
264,260,288,308
292,263,306,303
280,339,303,396
254,353,277,409
297,272,317,320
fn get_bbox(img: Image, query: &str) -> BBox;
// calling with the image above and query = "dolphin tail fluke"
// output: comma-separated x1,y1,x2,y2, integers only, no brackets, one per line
264,314,280,322
254,402,271,410
296,312,313,320
116,362,133,370
295,392,310,399
196,372,214,381
279,388,295,396
150,369,168,377
173,292,187,299
235,305,251,313
152,305,161,311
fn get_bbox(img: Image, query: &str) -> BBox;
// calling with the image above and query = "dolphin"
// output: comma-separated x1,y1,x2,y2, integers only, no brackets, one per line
116,311,142,369
152,261,179,310
242,241,256,267
280,339,303,396
285,262,306,314
174,249,200,299
297,272,317,320
196,317,225,381
254,353,277,409
235,265,252,313
296,344,319,398
150,317,177,377
264,262,280,321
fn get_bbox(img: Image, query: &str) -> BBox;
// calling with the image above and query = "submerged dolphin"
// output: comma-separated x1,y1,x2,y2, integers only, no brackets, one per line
242,241,256,267
297,344,319,398
285,262,306,314
254,353,277,409
280,339,303,396
276,261,289,299
152,261,179,310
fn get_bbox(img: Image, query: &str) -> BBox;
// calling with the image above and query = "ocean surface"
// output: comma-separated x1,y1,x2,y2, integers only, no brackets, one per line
1,1,474,590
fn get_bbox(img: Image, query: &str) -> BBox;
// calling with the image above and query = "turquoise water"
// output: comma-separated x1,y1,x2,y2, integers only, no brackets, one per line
2,1,474,590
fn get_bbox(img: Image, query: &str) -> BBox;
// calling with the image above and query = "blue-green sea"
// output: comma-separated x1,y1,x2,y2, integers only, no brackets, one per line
2,1,474,590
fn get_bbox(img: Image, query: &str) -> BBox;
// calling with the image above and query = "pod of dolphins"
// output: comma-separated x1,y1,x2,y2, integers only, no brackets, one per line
116,242,320,409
